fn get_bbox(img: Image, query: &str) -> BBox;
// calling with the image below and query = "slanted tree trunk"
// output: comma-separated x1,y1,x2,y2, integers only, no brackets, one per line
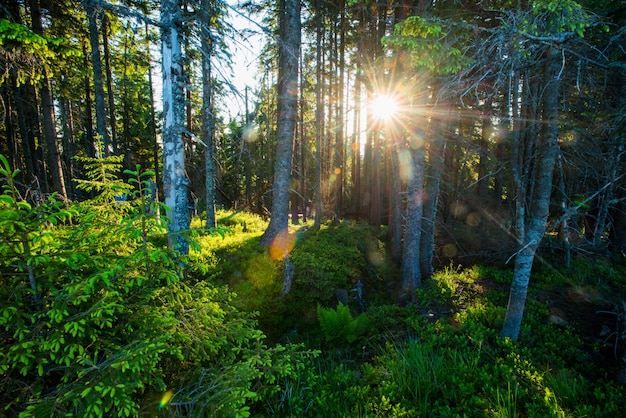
260,0,301,247
501,46,561,340
161,0,190,254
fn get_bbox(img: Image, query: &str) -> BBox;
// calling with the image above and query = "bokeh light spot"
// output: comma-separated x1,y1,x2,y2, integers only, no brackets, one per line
466,212,481,227
243,124,259,143
450,202,468,219
269,229,296,260
367,249,384,266
397,149,413,182
442,243,457,258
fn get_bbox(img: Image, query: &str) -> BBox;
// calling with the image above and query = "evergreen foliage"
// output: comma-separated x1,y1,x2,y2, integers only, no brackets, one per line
0,155,314,417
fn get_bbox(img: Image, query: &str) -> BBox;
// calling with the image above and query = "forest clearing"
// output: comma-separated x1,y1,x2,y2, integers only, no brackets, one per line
1,0,625,416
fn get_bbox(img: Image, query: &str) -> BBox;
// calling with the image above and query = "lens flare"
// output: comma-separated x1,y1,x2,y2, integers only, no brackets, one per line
371,94,399,122
269,229,296,260
159,389,174,409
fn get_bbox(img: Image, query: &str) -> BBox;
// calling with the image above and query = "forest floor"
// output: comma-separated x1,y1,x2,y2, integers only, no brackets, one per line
198,213,626,415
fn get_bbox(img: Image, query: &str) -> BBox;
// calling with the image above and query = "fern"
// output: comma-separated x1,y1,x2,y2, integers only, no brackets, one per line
317,303,368,345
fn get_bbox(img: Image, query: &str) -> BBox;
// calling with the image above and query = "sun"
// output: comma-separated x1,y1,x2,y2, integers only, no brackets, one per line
370,94,400,123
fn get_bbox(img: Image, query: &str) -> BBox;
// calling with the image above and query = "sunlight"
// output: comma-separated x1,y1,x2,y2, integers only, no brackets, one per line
370,94,400,123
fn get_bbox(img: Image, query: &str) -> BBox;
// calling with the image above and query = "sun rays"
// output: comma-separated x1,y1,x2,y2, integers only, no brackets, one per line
370,93,401,123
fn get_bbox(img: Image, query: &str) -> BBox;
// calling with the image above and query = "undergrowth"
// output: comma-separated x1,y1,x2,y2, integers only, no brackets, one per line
2,152,624,417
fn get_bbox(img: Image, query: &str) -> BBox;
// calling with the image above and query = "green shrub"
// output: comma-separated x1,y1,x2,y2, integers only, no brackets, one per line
0,156,314,417
317,303,369,346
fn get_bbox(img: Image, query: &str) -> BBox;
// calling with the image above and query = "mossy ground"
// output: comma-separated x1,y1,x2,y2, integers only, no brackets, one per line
191,211,626,417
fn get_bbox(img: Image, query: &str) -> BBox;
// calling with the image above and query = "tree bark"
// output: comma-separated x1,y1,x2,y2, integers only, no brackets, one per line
83,0,110,155
313,0,322,229
501,46,561,341
101,13,118,155
260,0,301,247
400,133,425,302
201,0,216,230
420,123,445,280
161,0,190,254
30,0,66,198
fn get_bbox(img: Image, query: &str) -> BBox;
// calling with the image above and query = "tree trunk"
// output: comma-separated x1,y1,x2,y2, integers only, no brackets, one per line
145,22,160,197
389,148,403,263
83,0,109,155
501,46,561,341
313,0,322,230
201,0,216,230
82,41,95,159
400,133,425,302
101,13,118,155
260,0,300,247
420,122,445,280
161,0,190,254
30,0,66,198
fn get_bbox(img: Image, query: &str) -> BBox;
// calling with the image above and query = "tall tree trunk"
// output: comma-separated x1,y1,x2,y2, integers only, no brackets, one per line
83,0,109,155
82,41,96,159
15,81,44,189
299,60,307,223
59,90,77,200
30,0,66,198
501,46,561,341
9,0,46,191
161,0,190,254
400,132,425,302
420,114,446,280
313,0,322,229
389,148,403,262
201,0,216,230
145,22,160,197
101,13,118,155
260,0,301,247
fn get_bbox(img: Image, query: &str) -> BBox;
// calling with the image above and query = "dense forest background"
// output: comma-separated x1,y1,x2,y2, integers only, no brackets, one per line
1,0,625,416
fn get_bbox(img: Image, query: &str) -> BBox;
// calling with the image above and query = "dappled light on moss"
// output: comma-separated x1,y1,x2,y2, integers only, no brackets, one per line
246,254,280,289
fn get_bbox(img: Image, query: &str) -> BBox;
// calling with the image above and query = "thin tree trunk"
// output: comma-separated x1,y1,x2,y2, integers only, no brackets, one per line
501,46,561,340
82,41,96,159
145,22,160,197
201,0,216,230
313,0,322,229
389,148,403,262
101,13,118,155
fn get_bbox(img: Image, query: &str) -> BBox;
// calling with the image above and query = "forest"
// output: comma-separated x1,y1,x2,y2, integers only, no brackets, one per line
1,0,625,416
